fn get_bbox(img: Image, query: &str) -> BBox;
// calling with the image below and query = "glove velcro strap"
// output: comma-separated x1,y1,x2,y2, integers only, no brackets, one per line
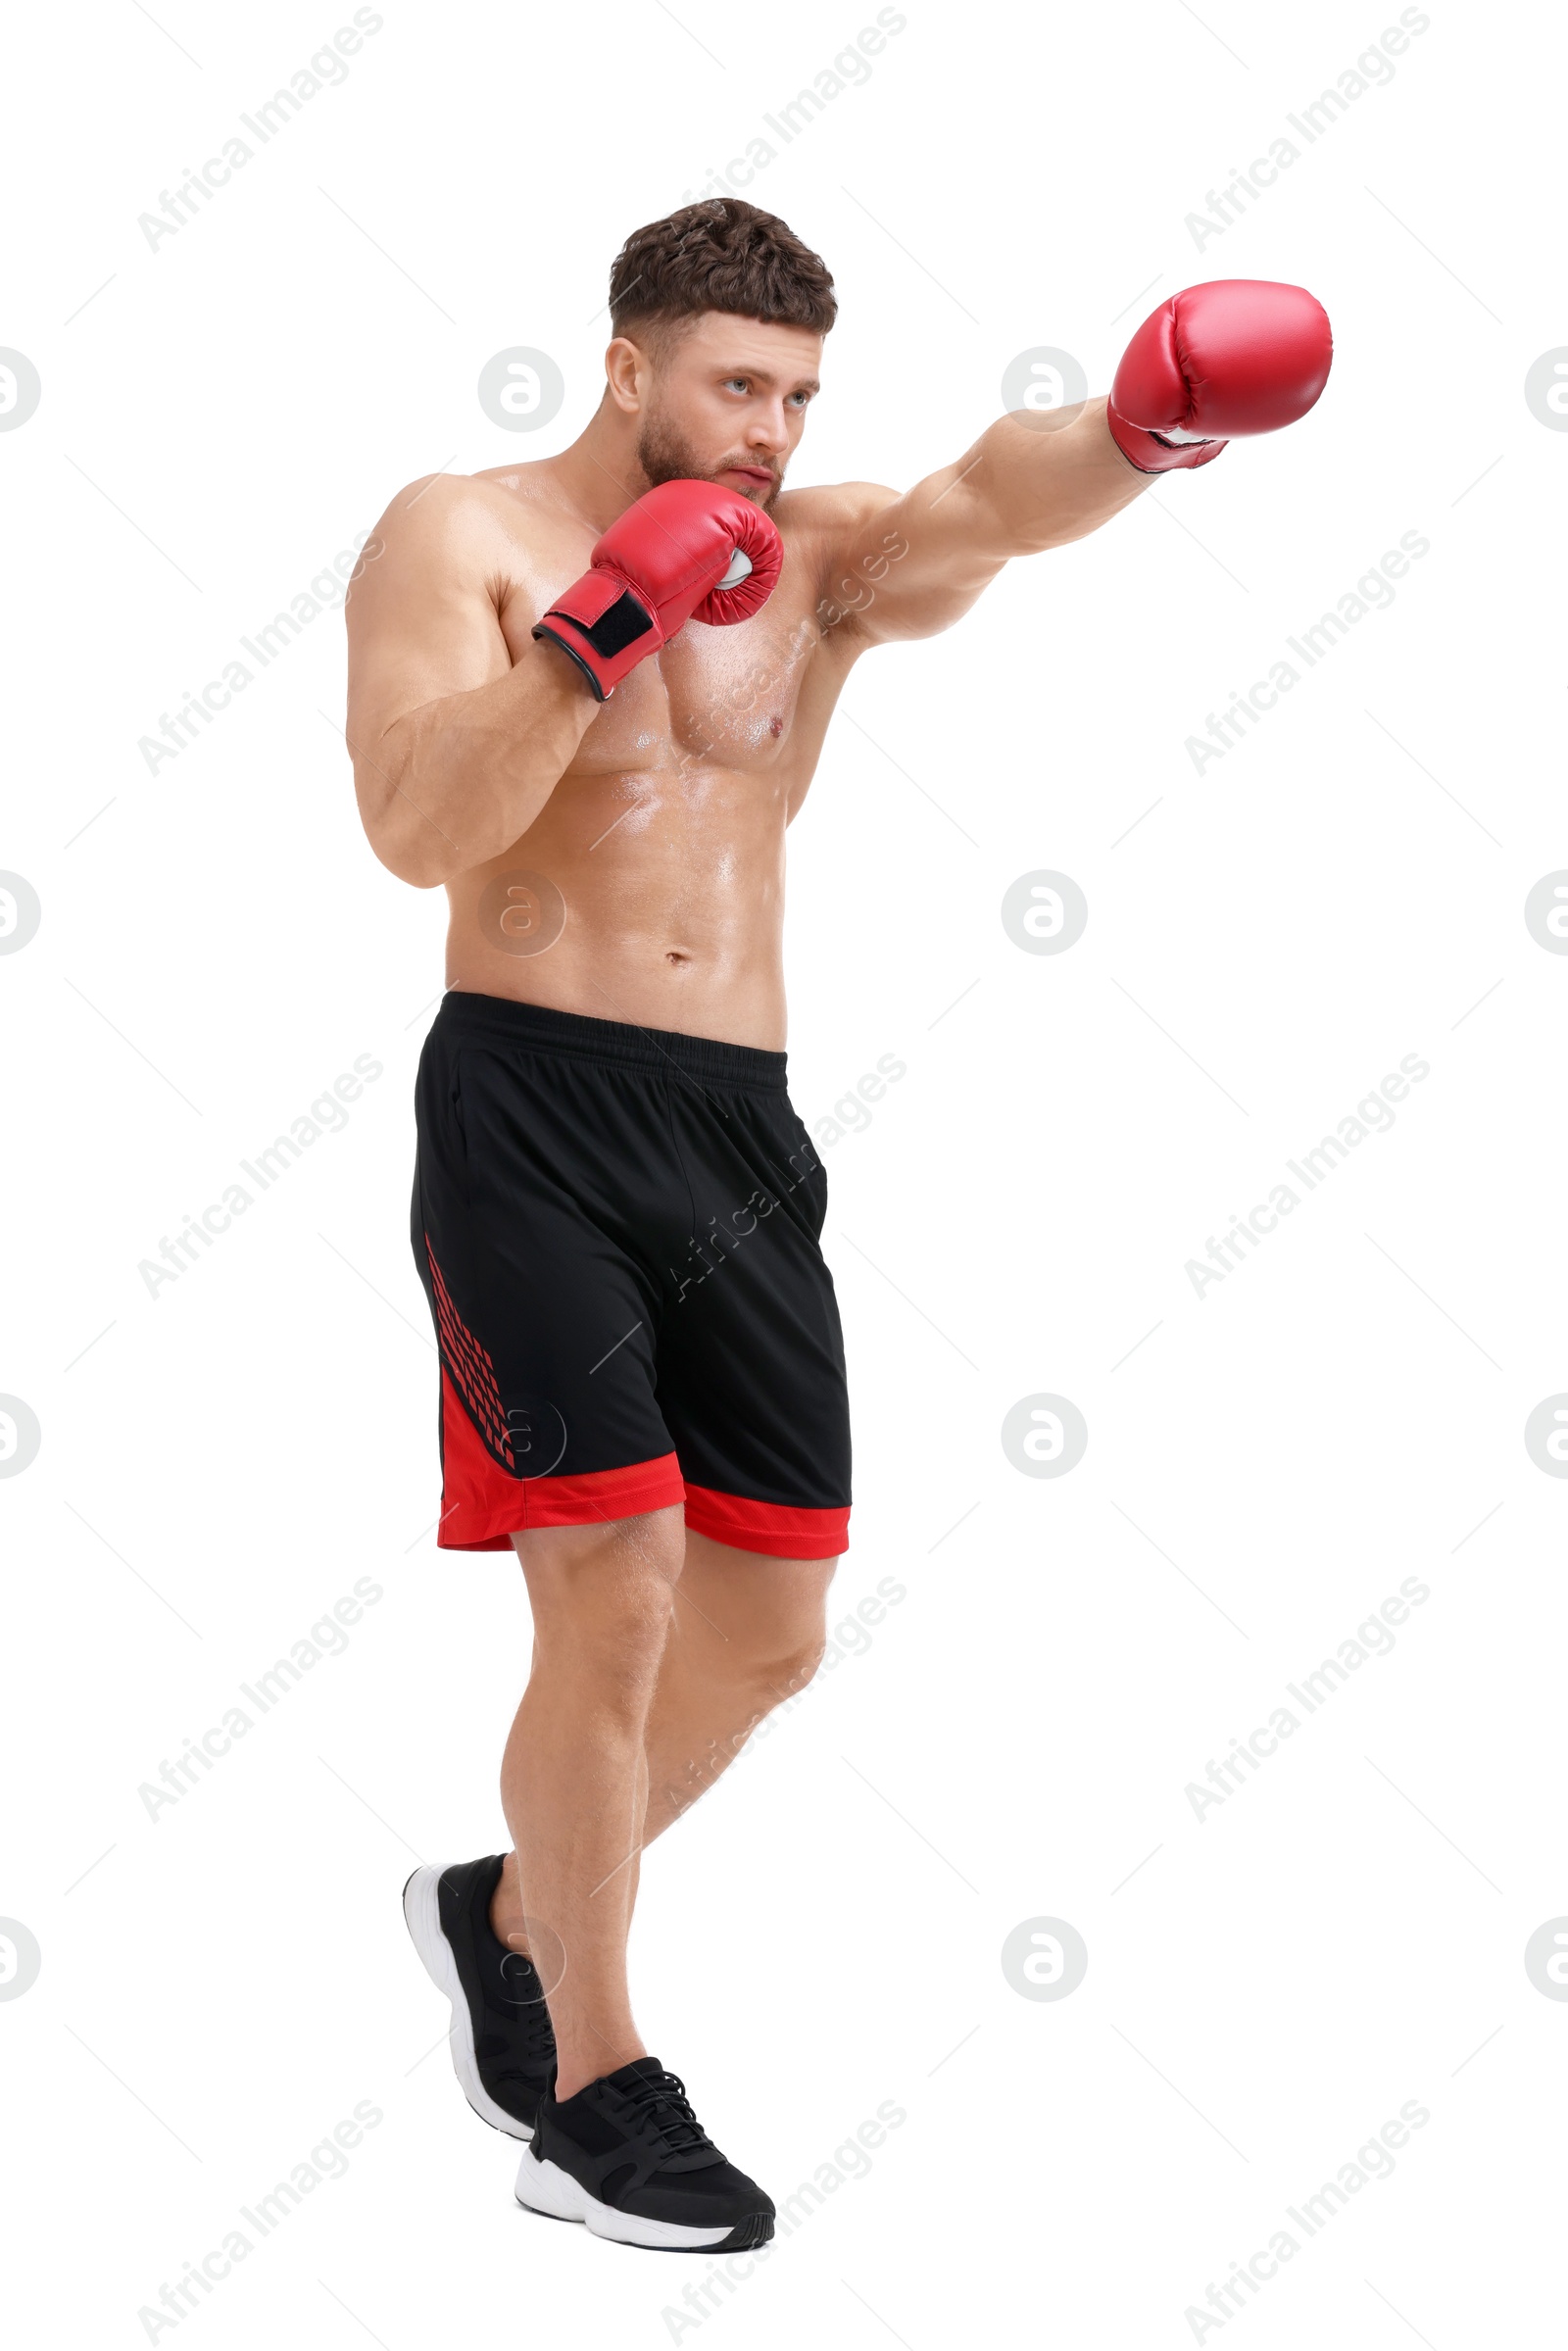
570,586,657,659
531,567,659,698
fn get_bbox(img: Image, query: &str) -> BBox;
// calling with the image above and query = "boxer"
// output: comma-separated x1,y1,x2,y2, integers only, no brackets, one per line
345,199,1331,2252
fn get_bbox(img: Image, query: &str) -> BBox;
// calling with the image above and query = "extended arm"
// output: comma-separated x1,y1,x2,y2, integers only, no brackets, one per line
825,397,1143,646
826,279,1333,648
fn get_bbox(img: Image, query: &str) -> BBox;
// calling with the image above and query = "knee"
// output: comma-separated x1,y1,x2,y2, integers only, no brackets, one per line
731,1627,828,1717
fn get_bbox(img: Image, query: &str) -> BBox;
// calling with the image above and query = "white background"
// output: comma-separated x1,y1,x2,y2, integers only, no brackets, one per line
2,0,1565,2342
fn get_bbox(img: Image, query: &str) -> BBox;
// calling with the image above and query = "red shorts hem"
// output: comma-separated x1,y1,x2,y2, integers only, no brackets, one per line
437,1382,687,1553
434,1366,848,1556
682,1483,851,1561
438,1458,687,1547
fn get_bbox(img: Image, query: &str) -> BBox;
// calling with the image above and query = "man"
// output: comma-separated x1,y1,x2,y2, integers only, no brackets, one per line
345,199,1331,2252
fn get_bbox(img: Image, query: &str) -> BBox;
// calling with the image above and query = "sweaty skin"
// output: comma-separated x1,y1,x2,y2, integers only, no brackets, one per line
345,314,1149,1049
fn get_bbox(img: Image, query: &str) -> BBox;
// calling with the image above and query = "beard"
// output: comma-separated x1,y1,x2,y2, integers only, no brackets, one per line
636,410,780,507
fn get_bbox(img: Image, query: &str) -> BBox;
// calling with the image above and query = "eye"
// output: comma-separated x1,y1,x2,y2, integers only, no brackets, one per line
723,376,749,393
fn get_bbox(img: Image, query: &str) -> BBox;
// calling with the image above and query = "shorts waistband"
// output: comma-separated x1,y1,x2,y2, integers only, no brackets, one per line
432,991,790,1092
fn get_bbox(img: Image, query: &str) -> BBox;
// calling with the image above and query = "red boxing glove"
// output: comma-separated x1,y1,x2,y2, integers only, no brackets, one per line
533,479,783,700
1107,279,1333,474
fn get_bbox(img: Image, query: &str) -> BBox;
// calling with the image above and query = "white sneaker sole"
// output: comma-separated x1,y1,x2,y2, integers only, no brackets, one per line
514,2146,738,2249
402,1863,533,2142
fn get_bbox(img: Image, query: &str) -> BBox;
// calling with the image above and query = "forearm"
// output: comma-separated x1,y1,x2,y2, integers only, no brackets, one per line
961,396,1149,559
354,636,597,888
839,397,1152,645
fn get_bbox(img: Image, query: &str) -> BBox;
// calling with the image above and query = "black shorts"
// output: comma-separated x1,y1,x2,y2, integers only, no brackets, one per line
411,993,852,1559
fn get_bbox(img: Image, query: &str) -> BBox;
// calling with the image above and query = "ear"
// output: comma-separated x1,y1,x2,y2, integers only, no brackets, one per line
604,335,652,416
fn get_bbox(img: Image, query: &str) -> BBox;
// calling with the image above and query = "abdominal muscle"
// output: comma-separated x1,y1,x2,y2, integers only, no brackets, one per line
442,756,792,1051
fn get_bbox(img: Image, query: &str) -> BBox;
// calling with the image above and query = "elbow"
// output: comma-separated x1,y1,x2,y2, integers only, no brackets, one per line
356,767,458,890
370,829,451,890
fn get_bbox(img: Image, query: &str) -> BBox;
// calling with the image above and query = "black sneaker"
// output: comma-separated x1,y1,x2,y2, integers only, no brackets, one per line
402,1855,556,2139
515,2056,775,2251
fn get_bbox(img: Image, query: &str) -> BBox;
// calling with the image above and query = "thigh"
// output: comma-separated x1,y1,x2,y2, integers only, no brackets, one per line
412,1019,684,1547
656,1080,853,1561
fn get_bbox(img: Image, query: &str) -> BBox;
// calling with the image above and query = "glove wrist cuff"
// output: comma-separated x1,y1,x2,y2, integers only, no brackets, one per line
1106,403,1227,474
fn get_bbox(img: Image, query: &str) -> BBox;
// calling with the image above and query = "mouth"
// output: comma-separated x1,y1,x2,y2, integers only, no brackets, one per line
720,465,775,491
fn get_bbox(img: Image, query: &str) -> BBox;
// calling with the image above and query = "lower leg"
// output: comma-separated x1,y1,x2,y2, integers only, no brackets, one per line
489,1534,837,2046
494,1507,682,2100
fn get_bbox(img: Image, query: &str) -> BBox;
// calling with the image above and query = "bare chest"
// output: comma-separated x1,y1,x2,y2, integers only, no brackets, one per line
500,548,824,781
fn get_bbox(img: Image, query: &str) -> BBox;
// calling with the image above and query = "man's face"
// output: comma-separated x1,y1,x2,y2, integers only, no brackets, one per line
624,313,823,508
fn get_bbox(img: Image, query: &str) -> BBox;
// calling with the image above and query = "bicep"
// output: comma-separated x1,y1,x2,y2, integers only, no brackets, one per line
821,461,1011,648
824,404,1144,647
344,481,516,751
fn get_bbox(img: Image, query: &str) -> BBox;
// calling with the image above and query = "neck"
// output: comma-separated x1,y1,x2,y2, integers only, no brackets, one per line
550,402,648,533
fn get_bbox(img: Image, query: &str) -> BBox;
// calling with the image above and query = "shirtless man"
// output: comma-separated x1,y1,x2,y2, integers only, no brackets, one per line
346,199,1331,2253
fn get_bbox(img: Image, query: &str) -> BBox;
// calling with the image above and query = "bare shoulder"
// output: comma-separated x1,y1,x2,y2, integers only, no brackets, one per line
774,478,903,545
774,481,905,622
365,467,549,574
772,481,915,653
360,463,573,597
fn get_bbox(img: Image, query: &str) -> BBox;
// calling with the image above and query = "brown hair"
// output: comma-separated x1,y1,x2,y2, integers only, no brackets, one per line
609,199,837,346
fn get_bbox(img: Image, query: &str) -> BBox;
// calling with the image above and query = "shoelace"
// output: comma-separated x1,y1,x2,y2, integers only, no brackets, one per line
612,2070,715,2157
496,1953,556,2046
